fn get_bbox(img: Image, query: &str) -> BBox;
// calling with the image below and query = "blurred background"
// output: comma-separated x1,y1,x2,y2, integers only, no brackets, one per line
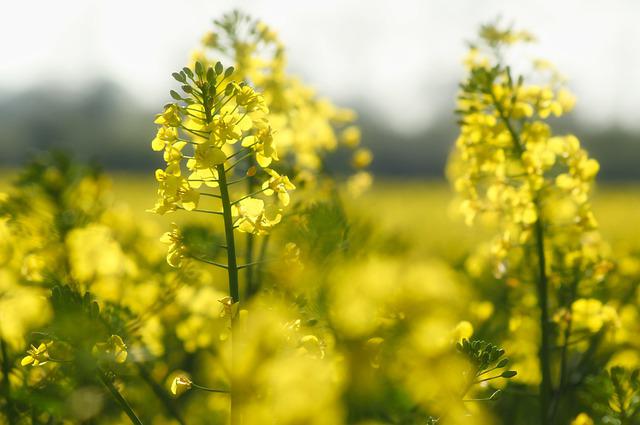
1,0,638,179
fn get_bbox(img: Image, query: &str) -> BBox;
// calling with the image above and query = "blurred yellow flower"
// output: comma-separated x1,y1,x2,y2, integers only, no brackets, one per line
21,341,53,367
170,375,193,396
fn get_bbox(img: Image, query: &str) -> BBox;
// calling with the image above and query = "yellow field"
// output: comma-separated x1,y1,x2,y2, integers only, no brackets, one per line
106,174,640,255
5,170,639,256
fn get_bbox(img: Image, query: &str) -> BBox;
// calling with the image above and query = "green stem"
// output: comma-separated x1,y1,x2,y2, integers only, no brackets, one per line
98,372,144,425
202,78,241,425
491,81,552,425
551,273,579,422
245,167,256,300
216,163,241,425
217,164,240,305
251,235,271,299
192,383,230,393
0,338,17,425
534,209,553,425
245,233,254,295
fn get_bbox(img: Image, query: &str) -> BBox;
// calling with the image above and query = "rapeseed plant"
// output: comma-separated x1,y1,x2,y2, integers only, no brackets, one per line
449,21,627,424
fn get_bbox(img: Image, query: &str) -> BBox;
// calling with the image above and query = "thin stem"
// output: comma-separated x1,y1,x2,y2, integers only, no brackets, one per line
176,138,199,146
557,275,580,391
190,255,228,269
245,164,256,300
238,260,272,270
245,233,255,295
476,364,502,377
228,176,251,186
98,372,144,425
179,124,209,138
201,192,222,199
187,208,224,216
250,235,271,299
231,187,268,205
463,397,495,402
474,375,505,384
188,178,220,184
226,152,254,172
192,383,230,393
491,79,552,425
1,338,17,425
224,147,250,164
554,332,596,348
212,94,235,116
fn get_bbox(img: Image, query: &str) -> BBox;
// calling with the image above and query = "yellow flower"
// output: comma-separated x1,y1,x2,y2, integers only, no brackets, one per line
341,126,361,148
160,224,185,267
298,335,325,359
347,171,373,197
246,127,278,167
351,148,373,169
218,296,238,318
154,104,181,127
151,126,179,151
571,413,594,425
211,114,243,145
93,335,128,364
170,375,193,396
187,143,226,170
163,141,187,164
262,169,296,206
451,321,474,342
571,298,618,333
231,198,282,235
21,341,53,367
233,83,268,113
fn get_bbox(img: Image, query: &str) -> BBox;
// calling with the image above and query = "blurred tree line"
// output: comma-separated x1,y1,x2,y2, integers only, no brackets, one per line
0,81,638,180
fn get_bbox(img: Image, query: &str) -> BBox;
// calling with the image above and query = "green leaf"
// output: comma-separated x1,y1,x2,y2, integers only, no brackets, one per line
170,90,182,101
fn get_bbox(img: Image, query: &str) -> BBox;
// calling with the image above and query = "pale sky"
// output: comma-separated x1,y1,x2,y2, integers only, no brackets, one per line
2,0,639,132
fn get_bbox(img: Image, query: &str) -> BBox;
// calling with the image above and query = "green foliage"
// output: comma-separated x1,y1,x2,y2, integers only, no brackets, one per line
583,367,640,424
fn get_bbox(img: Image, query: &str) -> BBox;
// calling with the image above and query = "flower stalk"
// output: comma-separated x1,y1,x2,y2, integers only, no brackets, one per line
98,371,144,425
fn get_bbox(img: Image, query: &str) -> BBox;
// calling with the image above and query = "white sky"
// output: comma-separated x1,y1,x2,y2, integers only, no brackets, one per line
2,0,639,132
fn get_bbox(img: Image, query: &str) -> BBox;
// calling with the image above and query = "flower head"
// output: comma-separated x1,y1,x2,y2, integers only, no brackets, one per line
170,375,193,396
93,335,128,364
21,341,53,367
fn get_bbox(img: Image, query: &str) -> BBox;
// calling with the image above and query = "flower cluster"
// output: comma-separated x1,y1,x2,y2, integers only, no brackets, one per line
190,11,372,195
449,23,618,423
451,23,610,288
150,61,294,240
